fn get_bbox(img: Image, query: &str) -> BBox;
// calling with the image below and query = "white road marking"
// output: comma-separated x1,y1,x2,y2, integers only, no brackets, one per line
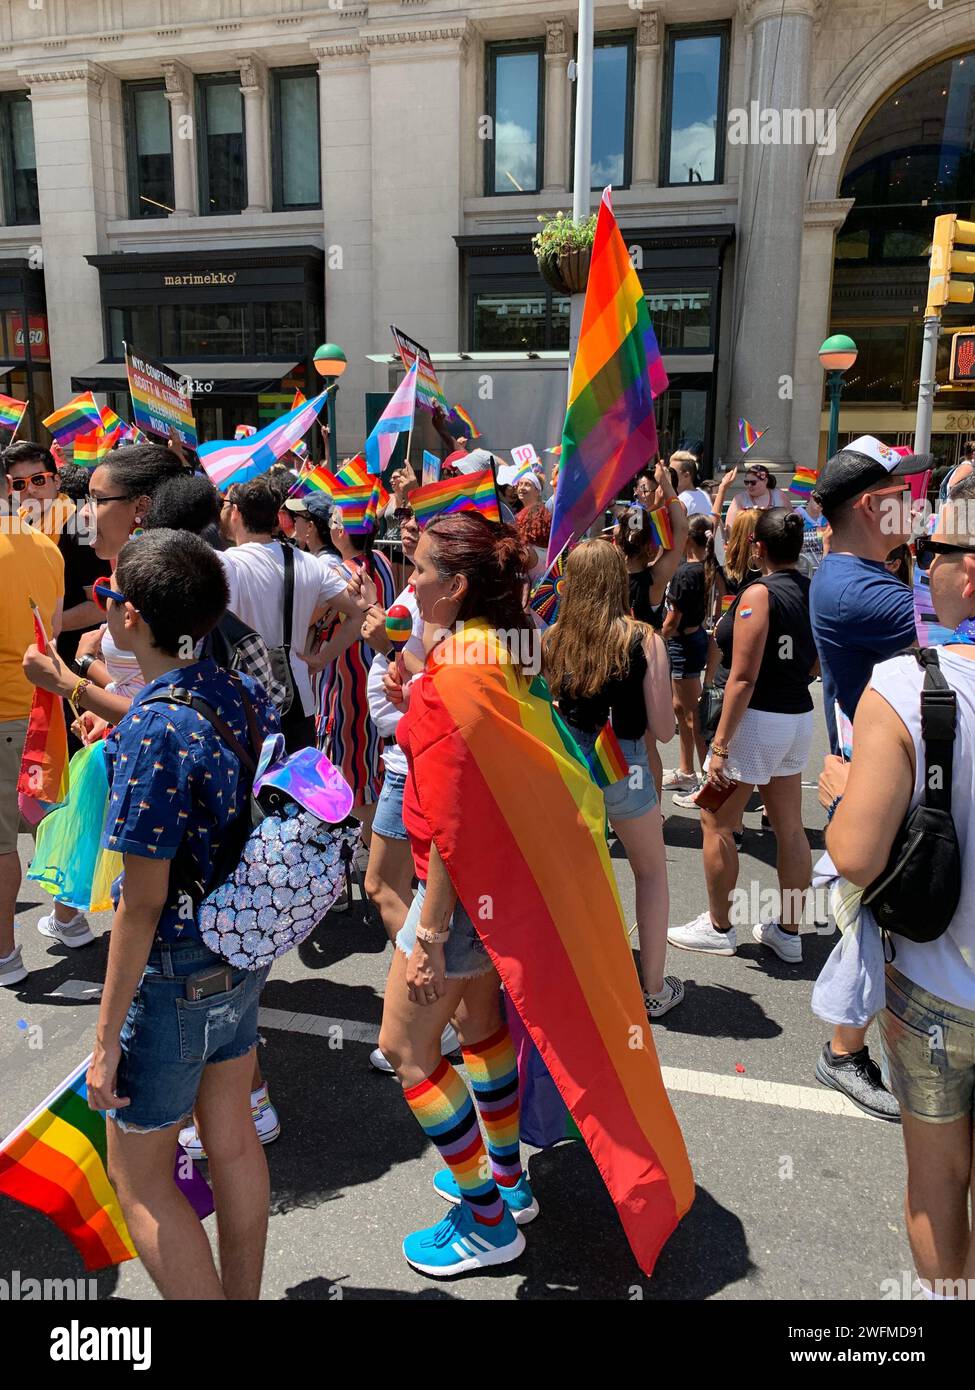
257,1008,874,1120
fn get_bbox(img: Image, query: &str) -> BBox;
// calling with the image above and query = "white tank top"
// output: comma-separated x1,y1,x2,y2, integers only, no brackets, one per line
869,649,975,1010
99,626,145,699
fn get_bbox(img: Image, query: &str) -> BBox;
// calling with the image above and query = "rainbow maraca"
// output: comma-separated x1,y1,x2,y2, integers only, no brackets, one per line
385,604,413,652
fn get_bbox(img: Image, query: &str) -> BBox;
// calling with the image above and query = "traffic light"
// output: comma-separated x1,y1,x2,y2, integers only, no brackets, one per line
926,213,975,314
949,330,975,384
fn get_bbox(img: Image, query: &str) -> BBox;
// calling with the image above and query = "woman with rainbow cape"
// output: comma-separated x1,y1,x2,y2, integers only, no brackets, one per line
377,509,694,1279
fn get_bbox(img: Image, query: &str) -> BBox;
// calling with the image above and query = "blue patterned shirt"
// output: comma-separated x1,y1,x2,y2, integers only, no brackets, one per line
102,657,279,942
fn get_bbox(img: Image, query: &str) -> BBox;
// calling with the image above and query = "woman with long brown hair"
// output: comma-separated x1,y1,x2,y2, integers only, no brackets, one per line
544,540,681,1017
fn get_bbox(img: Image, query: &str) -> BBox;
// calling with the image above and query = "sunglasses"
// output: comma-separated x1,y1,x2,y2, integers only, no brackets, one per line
914,538,975,572
93,578,126,610
8,472,55,492
744,476,766,485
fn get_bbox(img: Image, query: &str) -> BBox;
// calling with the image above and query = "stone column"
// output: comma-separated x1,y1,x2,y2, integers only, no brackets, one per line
19,62,109,402
237,54,270,214
161,61,197,217
632,11,661,188
542,18,570,192
728,0,828,465
790,197,855,468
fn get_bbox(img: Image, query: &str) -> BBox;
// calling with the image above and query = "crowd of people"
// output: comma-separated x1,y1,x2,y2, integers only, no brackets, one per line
2,421,975,1301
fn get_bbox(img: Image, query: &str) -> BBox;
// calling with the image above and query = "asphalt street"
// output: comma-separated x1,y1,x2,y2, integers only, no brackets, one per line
0,687,915,1301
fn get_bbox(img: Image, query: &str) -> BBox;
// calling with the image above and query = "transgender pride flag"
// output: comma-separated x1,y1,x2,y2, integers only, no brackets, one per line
365,362,417,476
199,389,330,491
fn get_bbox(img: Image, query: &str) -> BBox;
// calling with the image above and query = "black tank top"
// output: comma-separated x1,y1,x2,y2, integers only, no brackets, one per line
629,567,665,631
714,569,815,714
558,634,649,739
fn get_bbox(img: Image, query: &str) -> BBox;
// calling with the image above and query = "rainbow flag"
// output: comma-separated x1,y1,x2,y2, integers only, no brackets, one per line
289,464,338,501
738,418,767,454
401,623,693,1273
408,469,500,527
234,423,257,440
198,389,330,491
42,391,103,447
790,466,818,497
449,404,480,439
17,600,68,825
647,504,674,550
365,363,418,476
337,454,368,486
332,481,374,535
590,721,630,788
291,388,307,412
73,423,122,468
548,188,668,564
99,405,126,437
720,592,736,614
0,1055,214,1271
391,324,449,413
0,391,28,434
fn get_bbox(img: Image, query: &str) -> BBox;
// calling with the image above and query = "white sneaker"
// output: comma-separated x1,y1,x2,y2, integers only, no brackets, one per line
667,911,737,955
644,976,685,1019
672,784,704,808
369,1047,395,1074
752,920,802,963
178,1087,281,1160
370,1022,459,1075
662,768,698,791
37,909,94,948
0,946,27,986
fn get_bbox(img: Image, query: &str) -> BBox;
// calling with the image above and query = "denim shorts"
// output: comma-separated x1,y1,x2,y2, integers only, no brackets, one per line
395,880,495,980
667,629,708,679
567,725,659,821
111,941,269,1133
372,768,408,841
878,966,975,1124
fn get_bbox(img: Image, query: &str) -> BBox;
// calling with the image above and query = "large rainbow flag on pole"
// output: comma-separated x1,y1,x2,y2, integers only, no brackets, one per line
365,362,418,476
400,623,694,1274
547,187,668,565
198,389,331,491
0,1055,214,1271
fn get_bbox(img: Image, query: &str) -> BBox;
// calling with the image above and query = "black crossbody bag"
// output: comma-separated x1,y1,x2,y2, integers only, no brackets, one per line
861,649,962,945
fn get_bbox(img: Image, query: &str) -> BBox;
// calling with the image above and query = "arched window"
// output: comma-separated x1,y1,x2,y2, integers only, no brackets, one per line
836,51,975,265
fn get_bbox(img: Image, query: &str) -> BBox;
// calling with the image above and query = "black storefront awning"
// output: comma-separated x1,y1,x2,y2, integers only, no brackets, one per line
71,360,301,395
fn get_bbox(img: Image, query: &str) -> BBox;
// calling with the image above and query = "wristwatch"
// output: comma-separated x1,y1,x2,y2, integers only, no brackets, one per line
76,654,96,677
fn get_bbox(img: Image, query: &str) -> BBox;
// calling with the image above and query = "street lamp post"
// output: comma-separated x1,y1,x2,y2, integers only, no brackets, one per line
818,334,858,459
313,342,347,471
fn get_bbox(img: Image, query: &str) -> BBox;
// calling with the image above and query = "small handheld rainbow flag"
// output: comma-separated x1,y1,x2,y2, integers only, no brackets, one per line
449,404,480,439
408,469,500,527
647,504,674,550
790,466,818,497
288,464,338,501
332,481,374,535
589,721,630,789
338,453,389,510
290,387,307,412
43,391,103,447
73,423,123,468
738,418,767,454
0,391,28,435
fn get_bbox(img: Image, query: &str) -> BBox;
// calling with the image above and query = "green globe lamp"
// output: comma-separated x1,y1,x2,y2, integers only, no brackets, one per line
818,334,858,459
313,343,347,468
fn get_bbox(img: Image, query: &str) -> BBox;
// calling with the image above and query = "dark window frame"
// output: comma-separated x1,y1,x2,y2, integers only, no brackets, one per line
196,72,247,217
469,282,569,351
122,78,174,221
569,29,636,191
270,65,321,212
484,39,545,197
659,21,730,188
0,89,39,226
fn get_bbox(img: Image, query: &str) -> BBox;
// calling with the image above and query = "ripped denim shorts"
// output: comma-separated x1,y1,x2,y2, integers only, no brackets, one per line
110,941,269,1133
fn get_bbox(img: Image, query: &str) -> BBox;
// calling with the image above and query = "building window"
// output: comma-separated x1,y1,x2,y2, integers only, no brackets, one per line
591,34,634,188
645,287,713,351
254,301,306,356
123,81,174,219
661,23,729,186
830,324,911,404
271,67,321,211
197,75,246,215
486,43,544,195
0,91,39,225
160,303,249,357
471,290,568,350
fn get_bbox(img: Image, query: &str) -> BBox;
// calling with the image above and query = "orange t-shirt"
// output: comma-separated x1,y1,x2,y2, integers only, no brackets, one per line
0,520,64,721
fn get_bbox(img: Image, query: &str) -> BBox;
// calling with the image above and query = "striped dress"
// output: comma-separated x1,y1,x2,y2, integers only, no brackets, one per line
313,550,396,804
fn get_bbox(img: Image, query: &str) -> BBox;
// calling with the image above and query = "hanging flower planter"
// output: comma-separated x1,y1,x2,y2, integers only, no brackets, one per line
532,212,597,295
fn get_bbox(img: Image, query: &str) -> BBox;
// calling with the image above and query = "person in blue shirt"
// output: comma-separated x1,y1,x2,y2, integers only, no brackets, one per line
809,436,928,1122
85,528,279,1300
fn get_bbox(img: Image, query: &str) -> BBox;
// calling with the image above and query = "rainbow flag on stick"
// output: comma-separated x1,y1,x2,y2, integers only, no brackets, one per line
738,418,767,454
0,1055,214,1270
17,600,68,825
548,188,668,564
790,466,818,497
647,504,674,550
73,423,122,468
42,392,103,447
408,469,500,527
338,454,389,509
332,481,374,535
590,721,630,788
0,391,28,436
448,404,480,439
288,464,338,501
400,623,693,1273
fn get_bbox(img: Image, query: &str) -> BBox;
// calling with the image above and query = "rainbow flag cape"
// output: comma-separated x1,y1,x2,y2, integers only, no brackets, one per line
408,469,500,527
0,391,28,435
448,404,480,439
198,389,330,491
590,721,630,788
42,391,103,447
790,466,818,497
528,552,566,626
548,188,668,564
17,600,68,825
401,624,694,1273
365,363,418,476
332,480,374,535
647,504,674,550
0,1055,214,1271
738,418,767,454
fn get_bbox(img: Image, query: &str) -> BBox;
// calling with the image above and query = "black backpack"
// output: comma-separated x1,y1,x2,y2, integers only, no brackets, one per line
861,649,962,944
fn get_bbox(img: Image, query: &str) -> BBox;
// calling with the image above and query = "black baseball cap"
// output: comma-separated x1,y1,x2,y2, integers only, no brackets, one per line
813,435,932,516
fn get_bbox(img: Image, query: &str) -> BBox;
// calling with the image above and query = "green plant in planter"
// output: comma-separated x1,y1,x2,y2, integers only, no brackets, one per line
533,211,598,294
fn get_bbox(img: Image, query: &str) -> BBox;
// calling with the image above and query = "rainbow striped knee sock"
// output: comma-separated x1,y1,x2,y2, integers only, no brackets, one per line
462,1025,523,1189
403,1057,505,1225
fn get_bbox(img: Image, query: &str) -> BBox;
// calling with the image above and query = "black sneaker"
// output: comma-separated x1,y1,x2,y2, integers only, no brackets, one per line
814,1044,901,1122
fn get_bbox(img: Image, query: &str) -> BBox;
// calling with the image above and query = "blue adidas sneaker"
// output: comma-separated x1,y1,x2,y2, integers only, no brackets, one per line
432,1170,539,1225
403,1202,525,1276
